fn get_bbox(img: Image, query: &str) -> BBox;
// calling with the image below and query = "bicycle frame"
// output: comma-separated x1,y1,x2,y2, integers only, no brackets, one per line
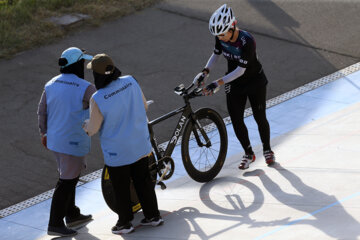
148,92,210,162
148,102,193,161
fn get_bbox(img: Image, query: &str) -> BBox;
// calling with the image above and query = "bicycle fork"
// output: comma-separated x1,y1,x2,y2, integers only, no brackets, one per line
192,119,212,148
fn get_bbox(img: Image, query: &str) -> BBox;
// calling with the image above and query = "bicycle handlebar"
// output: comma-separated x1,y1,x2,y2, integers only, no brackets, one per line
174,83,203,99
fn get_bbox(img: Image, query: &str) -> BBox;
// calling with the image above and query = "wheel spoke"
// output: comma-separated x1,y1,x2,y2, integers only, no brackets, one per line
181,108,227,182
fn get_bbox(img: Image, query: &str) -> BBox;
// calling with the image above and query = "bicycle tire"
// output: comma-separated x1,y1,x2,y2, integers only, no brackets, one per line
181,108,228,182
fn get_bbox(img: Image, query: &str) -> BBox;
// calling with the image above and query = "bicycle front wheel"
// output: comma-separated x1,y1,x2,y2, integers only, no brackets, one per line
181,108,228,182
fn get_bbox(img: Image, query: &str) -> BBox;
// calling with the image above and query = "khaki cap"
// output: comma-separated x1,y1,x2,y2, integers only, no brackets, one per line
87,53,115,75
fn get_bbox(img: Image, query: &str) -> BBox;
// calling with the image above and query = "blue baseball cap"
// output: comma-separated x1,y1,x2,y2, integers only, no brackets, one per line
59,47,93,68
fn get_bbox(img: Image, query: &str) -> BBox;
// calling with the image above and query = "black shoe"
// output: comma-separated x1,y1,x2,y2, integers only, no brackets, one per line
48,226,78,237
140,216,164,226
65,213,92,227
111,222,134,234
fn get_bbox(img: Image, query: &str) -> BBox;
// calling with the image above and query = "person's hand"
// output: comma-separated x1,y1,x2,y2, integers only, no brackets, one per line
82,119,89,129
193,71,208,87
41,134,47,149
203,81,219,96
82,119,90,135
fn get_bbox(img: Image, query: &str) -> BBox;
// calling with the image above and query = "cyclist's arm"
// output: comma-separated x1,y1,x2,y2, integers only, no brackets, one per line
220,66,246,84
208,66,246,88
204,53,221,72
83,97,103,136
204,36,223,72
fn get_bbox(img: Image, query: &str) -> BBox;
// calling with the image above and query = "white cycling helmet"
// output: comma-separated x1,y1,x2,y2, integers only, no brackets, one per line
209,4,236,36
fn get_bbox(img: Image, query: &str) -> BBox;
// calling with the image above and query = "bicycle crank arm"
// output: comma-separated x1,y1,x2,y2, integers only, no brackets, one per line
158,162,171,182
156,162,171,190
157,181,167,190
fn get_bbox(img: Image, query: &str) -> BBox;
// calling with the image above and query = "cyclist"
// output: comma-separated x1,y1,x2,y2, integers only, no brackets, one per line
83,53,163,234
37,47,95,237
195,4,276,169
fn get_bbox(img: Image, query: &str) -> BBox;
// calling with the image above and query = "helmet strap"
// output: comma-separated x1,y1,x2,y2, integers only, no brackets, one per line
230,26,236,41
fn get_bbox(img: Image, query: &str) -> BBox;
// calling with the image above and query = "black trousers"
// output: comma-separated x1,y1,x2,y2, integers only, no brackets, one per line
49,176,80,227
107,156,160,225
226,84,271,154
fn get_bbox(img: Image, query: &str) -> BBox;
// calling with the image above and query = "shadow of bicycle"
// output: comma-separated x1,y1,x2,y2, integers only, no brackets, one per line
199,176,264,216
169,206,291,240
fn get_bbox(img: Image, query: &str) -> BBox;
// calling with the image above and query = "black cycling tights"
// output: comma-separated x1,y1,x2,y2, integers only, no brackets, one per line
226,85,271,155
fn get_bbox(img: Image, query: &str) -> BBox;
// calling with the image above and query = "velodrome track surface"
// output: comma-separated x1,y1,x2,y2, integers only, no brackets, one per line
2,63,360,239
0,1,360,238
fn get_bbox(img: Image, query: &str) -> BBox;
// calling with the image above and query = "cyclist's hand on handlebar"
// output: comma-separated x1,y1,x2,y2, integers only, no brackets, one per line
203,81,220,96
193,70,209,87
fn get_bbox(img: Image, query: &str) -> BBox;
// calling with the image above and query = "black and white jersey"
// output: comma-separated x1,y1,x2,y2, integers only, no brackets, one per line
214,30,267,93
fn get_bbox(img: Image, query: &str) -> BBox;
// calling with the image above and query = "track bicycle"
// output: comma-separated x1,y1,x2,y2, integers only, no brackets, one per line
101,82,228,213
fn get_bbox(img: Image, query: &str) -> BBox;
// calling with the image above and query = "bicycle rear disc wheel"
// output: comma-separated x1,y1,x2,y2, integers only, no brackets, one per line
101,166,141,214
181,108,228,182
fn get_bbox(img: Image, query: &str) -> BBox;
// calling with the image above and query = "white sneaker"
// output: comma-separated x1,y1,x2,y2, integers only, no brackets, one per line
264,150,275,165
238,154,256,170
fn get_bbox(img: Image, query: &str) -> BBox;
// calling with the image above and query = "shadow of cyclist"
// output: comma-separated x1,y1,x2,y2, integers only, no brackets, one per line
244,163,360,239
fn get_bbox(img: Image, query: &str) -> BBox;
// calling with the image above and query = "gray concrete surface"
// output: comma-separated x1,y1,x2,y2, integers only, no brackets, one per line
36,101,360,240
0,0,359,210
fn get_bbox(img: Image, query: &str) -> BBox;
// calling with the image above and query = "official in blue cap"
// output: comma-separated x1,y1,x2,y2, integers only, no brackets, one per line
37,47,96,237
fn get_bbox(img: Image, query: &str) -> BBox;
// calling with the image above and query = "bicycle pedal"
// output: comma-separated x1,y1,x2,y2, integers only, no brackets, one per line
157,181,167,190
